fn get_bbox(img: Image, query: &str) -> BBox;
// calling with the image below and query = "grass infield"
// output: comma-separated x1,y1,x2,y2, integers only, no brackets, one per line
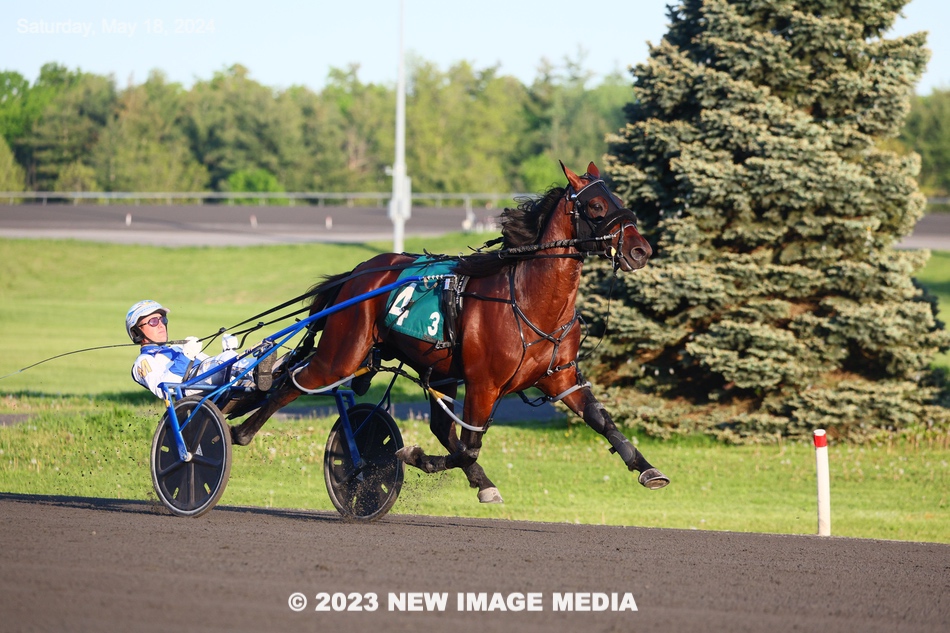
1,236,948,542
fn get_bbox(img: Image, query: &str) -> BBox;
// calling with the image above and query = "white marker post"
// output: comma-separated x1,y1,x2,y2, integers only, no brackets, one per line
814,429,831,536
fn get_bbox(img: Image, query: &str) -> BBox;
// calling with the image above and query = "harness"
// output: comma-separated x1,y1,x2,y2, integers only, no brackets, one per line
422,182,634,430
290,181,633,432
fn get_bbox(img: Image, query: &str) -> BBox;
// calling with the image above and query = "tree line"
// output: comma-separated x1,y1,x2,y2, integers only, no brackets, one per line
2,58,947,200
0,57,632,196
902,88,950,198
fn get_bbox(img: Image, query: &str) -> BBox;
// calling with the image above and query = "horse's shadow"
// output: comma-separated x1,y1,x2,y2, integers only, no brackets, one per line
0,491,564,533
1,389,154,406
275,387,570,428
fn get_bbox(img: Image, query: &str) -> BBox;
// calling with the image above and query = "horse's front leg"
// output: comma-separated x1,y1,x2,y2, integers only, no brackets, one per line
396,387,503,503
538,375,670,489
430,381,502,502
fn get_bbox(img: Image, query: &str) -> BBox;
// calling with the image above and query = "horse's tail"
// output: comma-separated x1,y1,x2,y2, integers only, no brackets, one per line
286,270,353,366
307,269,352,329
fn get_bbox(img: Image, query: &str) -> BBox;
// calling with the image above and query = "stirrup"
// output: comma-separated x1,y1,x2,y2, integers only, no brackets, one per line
351,366,376,396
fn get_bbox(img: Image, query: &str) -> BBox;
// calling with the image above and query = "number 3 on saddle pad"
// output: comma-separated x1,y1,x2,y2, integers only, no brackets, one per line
384,258,455,344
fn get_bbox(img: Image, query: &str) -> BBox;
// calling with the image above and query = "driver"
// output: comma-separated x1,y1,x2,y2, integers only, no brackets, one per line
126,299,273,399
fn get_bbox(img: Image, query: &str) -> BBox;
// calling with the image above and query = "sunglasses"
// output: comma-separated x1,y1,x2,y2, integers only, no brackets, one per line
139,315,168,328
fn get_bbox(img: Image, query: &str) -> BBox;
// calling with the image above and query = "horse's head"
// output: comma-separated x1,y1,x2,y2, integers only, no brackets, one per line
561,161,652,272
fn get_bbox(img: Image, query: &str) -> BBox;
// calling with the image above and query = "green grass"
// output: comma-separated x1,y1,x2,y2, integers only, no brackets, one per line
1,236,949,542
0,234,481,398
1,397,946,542
914,249,950,369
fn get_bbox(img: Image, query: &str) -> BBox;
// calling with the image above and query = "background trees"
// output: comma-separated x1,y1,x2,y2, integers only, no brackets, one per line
520,56,631,192
0,55,628,196
407,59,529,193
16,64,115,191
0,135,25,192
180,64,301,192
579,0,948,442
313,65,396,192
2,51,948,202
901,89,950,197
92,71,208,192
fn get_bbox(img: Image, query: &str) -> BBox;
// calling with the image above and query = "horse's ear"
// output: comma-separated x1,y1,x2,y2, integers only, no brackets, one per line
587,162,600,179
560,160,585,190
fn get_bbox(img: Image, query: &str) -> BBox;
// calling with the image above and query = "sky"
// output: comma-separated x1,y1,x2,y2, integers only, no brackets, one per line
2,0,948,94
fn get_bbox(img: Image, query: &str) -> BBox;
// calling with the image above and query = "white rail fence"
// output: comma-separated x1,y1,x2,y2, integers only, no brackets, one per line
2,191,947,207
0,191,528,212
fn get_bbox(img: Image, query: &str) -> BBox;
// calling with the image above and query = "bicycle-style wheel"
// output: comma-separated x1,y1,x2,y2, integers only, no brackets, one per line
151,396,232,518
324,404,404,521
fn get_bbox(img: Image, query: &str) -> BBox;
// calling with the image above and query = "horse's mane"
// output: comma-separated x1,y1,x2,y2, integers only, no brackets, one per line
454,186,566,278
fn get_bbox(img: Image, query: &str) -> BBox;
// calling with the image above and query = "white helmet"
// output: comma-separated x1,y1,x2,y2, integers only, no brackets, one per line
126,300,169,343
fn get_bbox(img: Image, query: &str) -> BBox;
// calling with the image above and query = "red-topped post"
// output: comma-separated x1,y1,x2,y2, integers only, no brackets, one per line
814,429,831,536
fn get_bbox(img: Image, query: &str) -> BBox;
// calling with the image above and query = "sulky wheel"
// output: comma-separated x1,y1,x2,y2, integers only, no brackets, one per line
150,396,232,518
324,403,404,521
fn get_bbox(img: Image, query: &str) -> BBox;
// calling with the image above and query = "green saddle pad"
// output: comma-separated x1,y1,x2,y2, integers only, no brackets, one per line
384,257,457,344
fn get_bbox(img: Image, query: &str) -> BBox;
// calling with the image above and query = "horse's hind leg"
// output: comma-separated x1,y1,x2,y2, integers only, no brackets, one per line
231,379,302,446
232,297,381,446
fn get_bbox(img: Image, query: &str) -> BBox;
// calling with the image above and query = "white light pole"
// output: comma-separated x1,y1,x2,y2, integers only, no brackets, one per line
388,0,411,253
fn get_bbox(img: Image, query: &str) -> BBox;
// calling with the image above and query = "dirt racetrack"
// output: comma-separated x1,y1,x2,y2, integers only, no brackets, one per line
1,493,947,633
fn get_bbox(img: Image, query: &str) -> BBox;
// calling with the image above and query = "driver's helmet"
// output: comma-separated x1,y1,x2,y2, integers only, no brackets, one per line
125,300,169,343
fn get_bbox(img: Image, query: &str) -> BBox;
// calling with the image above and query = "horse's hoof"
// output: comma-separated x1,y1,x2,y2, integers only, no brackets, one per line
638,468,670,489
229,426,251,447
395,445,424,467
477,487,504,504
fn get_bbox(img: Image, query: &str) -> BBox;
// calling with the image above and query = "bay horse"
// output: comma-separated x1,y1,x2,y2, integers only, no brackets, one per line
231,161,669,503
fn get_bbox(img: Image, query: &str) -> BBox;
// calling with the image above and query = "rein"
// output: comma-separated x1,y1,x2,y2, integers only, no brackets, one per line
495,237,599,259
221,262,418,331
216,259,442,344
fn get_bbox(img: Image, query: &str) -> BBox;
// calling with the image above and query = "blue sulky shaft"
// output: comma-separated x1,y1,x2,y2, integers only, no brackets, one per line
160,275,427,462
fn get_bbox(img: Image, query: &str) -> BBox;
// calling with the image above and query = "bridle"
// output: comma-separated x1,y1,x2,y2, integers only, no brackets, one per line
567,176,642,270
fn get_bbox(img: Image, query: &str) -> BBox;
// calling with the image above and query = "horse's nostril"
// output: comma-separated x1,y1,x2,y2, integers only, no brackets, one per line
630,247,649,261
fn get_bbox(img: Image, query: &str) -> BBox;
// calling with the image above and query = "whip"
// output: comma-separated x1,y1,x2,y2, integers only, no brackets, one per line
0,340,197,382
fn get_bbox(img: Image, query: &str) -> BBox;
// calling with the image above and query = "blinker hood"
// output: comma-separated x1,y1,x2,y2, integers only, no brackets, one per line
569,179,627,219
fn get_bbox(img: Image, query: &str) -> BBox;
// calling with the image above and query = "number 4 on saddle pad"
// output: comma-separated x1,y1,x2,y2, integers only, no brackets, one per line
384,257,458,347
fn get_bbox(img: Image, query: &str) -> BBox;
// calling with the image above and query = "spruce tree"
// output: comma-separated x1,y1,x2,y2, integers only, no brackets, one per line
580,0,949,442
